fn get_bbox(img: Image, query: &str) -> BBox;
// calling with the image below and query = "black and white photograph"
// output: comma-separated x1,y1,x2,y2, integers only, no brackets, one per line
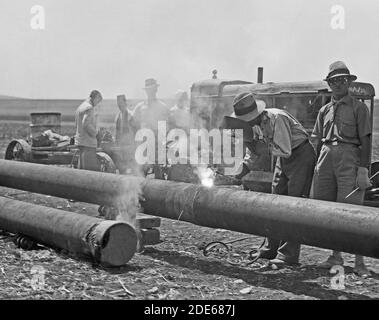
0,0,379,305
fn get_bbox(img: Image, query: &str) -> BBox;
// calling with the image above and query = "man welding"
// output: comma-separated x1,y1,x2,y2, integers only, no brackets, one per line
228,92,316,266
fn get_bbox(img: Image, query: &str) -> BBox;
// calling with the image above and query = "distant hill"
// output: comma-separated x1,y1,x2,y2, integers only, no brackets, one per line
0,96,376,123
0,95,24,100
0,98,176,123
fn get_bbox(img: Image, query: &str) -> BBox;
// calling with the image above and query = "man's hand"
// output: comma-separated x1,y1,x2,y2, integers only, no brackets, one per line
234,163,250,180
356,167,372,190
310,136,321,158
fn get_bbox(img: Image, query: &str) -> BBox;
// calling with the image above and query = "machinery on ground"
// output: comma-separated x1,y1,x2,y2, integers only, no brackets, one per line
4,112,117,173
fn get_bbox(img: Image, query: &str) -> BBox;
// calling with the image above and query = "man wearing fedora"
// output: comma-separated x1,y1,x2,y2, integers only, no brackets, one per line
311,61,372,276
133,78,169,177
133,78,169,131
230,92,317,266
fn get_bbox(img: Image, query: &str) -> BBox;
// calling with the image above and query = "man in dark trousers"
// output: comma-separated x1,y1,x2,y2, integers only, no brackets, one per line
311,61,372,276
113,94,140,174
230,92,316,266
115,94,130,145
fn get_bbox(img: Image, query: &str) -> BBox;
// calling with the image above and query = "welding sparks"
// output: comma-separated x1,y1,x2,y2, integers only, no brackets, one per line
198,167,215,188
202,177,214,188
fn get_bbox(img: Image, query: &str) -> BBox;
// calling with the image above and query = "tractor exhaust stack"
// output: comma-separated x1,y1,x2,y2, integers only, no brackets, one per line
257,67,264,83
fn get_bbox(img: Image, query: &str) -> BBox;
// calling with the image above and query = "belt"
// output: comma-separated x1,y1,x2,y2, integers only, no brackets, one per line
292,139,309,151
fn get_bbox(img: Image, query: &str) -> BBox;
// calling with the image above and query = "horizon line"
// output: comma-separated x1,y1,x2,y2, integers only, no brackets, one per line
0,96,176,101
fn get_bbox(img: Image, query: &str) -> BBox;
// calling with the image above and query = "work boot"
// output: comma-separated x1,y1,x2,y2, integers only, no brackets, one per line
319,252,344,269
249,250,276,262
269,258,298,266
354,255,371,277
250,237,280,261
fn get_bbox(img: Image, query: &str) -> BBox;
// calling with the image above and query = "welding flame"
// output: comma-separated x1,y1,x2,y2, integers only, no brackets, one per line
198,167,215,188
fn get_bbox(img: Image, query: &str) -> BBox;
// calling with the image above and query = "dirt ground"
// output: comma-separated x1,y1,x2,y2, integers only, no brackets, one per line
1,123,379,300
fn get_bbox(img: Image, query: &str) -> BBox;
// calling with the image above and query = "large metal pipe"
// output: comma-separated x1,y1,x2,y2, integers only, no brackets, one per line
1,160,379,258
142,180,379,258
0,159,143,206
0,196,137,267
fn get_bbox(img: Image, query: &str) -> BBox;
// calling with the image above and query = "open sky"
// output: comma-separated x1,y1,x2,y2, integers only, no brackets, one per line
0,0,378,99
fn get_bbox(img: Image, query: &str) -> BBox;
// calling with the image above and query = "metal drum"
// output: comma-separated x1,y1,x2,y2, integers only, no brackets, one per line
29,112,61,140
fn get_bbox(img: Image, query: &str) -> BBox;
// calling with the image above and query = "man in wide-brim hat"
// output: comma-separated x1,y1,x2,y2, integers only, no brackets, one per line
322,60,357,81
226,91,316,266
133,78,168,132
312,61,372,276
143,78,160,89
132,78,169,178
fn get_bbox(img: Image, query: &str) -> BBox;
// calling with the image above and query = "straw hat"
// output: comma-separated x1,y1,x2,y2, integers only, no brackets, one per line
324,61,357,81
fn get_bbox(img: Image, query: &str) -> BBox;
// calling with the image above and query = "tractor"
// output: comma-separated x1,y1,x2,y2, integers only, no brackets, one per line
168,69,378,206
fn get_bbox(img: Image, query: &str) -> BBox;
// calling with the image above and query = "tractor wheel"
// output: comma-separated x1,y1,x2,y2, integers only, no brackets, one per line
5,139,32,162
96,152,117,173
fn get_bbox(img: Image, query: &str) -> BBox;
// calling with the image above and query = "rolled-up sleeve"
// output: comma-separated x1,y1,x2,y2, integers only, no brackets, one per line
272,115,292,158
312,109,324,139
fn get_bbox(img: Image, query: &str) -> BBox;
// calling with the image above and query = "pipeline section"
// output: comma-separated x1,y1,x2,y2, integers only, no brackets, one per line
0,160,379,258
0,196,137,267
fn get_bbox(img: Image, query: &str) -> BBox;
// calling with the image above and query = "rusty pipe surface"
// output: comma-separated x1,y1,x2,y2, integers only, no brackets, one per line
1,160,379,258
0,196,137,267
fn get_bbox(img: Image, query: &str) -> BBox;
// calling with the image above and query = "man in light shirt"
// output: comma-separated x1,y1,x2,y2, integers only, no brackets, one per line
311,61,372,276
229,92,317,265
74,90,103,171
168,90,191,131
133,78,169,178
133,78,169,132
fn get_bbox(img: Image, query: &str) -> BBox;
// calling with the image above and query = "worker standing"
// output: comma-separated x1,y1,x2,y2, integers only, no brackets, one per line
311,61,372,276
229,92,316,266
133,78,169,132
133,78,169,178
168,90,191,131
115,94,131,145
74,90,103,171
114,94,137,174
